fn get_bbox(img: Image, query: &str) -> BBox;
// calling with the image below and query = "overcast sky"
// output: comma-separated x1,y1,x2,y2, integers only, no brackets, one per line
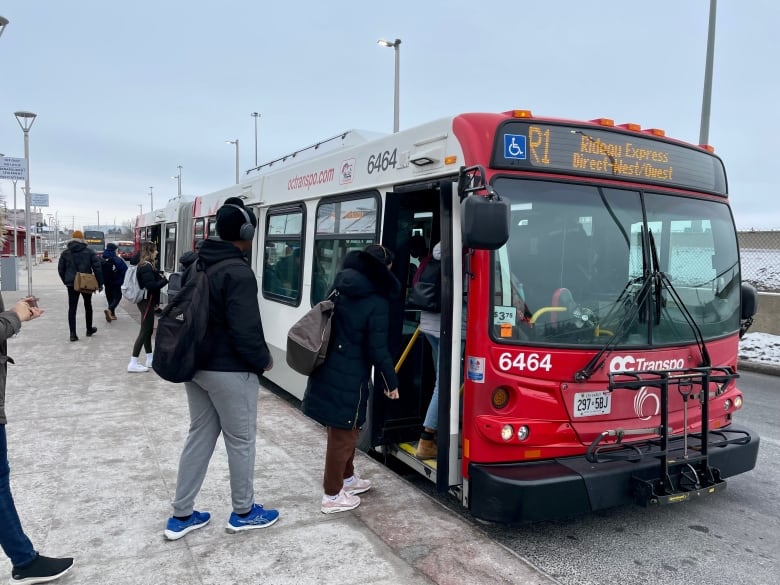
1,0,778,232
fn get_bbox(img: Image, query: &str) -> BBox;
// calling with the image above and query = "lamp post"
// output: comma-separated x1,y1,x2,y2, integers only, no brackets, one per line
251,112,261,166
148,186,154,213
172,164,182,196
377,38,401,133
11,179,18,256
14,110,36,296
138,204,143,216
0,16,9,40
699,0,717,145
226,139,239,184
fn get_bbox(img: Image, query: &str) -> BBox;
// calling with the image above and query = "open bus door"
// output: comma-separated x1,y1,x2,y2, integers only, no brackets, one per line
366,169,510,497
367,179,460,494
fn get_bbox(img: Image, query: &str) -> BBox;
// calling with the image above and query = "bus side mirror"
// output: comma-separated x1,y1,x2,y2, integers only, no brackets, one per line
739,283,758,338
461,194,510,250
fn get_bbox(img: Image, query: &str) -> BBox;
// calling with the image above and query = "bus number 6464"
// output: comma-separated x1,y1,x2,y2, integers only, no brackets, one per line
498,352,552,373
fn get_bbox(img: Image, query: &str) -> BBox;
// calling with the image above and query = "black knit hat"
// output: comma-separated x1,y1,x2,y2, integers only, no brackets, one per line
363,244,394,266
216,197,257,241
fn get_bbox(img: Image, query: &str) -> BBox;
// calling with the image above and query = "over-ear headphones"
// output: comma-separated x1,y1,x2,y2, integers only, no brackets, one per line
225,204,256,241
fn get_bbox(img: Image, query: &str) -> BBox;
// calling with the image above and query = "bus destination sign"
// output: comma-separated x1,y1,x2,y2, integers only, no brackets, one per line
491,121,727,195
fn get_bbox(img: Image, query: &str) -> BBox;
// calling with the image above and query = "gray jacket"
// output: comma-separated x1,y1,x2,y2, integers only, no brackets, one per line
0,295,23,425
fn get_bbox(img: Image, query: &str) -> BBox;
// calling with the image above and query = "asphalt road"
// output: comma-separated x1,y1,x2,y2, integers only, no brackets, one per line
401,369,779,585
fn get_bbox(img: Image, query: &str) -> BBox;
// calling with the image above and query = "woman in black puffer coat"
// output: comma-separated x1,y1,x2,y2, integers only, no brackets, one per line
302,244,400,514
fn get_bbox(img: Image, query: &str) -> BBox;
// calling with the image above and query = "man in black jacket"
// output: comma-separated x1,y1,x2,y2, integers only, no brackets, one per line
57,230,104,341
164,198,278,540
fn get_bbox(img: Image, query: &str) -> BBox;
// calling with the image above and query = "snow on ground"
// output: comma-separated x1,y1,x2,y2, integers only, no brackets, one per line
738,331,780,366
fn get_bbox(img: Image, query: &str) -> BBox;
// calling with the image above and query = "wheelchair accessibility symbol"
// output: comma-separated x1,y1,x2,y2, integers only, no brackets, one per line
504,134,527,160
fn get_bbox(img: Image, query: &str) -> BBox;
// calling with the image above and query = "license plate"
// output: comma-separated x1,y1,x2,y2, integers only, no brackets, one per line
573,391,612,417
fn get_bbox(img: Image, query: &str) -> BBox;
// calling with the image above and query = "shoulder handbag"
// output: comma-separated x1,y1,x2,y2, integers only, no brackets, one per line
74,271,99,293
286,290,338,375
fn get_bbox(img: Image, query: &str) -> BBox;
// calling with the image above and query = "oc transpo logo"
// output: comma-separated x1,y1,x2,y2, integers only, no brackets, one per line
609,355,663,420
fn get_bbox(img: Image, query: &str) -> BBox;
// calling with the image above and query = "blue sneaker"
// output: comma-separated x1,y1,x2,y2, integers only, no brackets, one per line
226,503,280,533
164,510,211,540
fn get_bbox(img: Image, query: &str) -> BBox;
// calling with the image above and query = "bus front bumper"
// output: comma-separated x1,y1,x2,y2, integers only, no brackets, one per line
467,424,759,523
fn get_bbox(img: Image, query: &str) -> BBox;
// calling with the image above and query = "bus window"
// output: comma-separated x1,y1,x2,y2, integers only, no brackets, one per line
207,217,217,238
164,223,177,272
262,205,304,304
311,195,379,305
193,218,205,247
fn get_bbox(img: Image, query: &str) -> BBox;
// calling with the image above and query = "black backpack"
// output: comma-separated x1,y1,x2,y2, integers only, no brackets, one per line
407,258,442,312
151,257,241,383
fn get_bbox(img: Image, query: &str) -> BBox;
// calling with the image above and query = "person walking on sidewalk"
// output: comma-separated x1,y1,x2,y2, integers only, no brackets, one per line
57,230,104,342
1,293,74,580
127,242,168,373
302,244,400,514
164,198,277,540
101,242,127,322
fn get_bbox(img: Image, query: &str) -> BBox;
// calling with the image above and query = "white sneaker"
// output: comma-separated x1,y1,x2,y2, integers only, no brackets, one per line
321,490,360,514
127,362,149,373
343,474,371,495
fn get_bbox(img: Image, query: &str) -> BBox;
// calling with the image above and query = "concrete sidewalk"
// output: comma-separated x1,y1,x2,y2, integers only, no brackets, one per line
1,260,556,585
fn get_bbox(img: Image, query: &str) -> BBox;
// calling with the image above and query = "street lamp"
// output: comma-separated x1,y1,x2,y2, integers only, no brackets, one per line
251,112,261,166
226,139,239,184
171,164,182,196
14,110,37,296
148,186,154,212
0,16,9,40
377,38,401,133
699,0,717,145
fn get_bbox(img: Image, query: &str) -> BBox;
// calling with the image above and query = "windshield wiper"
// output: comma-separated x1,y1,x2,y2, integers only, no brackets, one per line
574,230,711,382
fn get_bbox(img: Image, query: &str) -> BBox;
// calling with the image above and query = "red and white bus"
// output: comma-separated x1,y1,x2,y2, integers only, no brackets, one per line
136,110,759,522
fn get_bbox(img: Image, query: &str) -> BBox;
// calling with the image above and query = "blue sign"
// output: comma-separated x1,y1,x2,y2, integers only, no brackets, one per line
503,134,527,160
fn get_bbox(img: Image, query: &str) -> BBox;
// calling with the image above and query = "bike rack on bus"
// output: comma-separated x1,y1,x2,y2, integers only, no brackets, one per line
586,367,752,505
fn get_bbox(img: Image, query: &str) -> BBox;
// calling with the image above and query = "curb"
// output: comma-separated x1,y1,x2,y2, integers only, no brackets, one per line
738,359,780,377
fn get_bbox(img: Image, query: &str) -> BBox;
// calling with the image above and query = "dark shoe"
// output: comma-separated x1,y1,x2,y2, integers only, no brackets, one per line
104,309,112,323
12,553,74,584
110,311,118,321
86,327,97,336
69,334,79,342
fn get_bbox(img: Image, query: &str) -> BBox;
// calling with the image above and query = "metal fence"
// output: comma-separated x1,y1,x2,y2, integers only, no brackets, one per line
739,230,780,293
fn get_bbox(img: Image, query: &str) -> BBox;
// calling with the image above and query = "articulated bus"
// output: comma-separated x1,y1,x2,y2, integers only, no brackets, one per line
134,196,195,301
136,110,760,522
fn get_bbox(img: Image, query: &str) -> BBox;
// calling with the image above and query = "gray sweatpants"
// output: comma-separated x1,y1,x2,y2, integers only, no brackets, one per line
172,370,260,517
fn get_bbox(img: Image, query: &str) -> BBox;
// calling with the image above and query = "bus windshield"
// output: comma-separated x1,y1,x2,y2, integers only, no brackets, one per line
491,178,740,347
83,230,105,253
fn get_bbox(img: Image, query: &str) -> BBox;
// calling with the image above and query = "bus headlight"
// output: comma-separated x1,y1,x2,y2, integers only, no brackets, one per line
516,425,530,441
724,399,732,411
500,424,514,441
734,396,743,409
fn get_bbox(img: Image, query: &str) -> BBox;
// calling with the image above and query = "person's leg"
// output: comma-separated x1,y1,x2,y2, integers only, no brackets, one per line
131,300,149,357
66,287,79,337
0,425,37,568
416,333,440,459
170,379,221,517
82,292,94,332
141,303,155,354
323,427,359,496
106,285,118,316
422,333,440,432
203,371,259,514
